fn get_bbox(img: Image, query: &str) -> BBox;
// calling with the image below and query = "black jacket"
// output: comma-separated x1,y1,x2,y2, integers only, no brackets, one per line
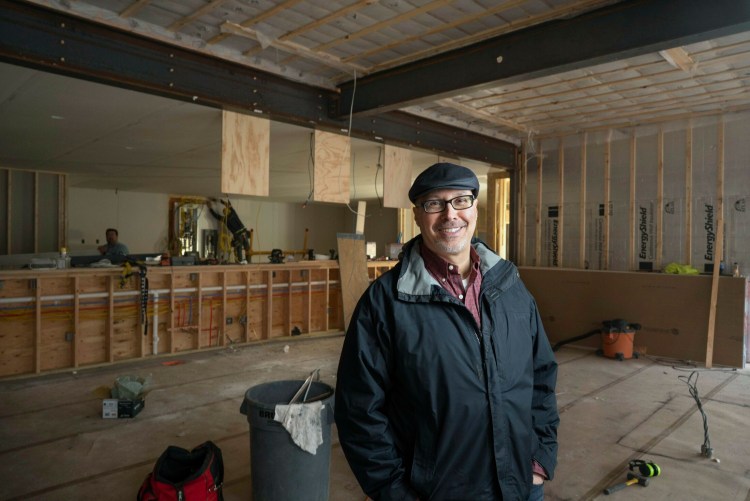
209,204,246,235
335,237,559,500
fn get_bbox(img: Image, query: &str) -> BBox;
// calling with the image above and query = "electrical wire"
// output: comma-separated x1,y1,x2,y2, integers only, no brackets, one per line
374,146,383,208
678,370,713,458
341,69,367,217
300,69,367,219
304,132,315,208
347,70,356,139
640,353,737,373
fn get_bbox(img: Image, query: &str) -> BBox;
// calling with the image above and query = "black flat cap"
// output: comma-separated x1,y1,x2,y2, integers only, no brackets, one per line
408,162,479,203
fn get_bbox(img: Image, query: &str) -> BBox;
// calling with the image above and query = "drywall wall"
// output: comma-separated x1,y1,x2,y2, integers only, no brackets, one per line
0,169,62,255
66,187,350,261
67,188,167,254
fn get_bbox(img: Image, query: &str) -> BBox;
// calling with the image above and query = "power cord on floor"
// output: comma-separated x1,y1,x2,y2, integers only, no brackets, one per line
640,354,738,373
678,370,714,459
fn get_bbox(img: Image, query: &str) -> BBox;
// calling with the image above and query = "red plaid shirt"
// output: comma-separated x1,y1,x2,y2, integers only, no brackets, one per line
420,244,482,327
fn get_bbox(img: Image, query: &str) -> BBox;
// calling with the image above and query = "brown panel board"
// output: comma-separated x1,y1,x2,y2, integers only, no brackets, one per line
221,110,270,196
519,267,746,367
337,233,370,332
313,130,350,203
247,296,266,341
383,145,412,209
0,311,34,376
270,295,289,338
706,218,724,368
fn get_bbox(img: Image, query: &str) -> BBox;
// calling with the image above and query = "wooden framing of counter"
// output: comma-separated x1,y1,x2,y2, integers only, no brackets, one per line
0,262,361,377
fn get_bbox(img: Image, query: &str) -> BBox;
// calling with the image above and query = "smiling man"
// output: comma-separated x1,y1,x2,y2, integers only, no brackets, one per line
335,162,559,501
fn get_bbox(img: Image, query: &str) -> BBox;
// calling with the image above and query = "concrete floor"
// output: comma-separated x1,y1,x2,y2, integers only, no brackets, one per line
1,334,748,500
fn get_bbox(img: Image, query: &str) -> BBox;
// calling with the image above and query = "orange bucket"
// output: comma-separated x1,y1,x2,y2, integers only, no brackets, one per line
601,330,635,360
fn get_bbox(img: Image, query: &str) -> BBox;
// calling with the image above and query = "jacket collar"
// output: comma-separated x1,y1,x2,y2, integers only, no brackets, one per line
396,236,515,298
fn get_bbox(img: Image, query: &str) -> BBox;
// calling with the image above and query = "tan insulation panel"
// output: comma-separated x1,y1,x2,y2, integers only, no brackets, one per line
221,110,270,196
519,267,746,367
313,130,350,204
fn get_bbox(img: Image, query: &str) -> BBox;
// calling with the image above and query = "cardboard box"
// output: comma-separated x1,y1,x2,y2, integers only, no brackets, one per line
102,399,118,419
102,398,145,419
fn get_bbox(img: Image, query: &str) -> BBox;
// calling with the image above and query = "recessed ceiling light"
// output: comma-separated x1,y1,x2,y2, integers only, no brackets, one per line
50,115,65,120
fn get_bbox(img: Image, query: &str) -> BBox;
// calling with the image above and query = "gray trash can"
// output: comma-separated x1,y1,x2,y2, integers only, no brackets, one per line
239,380,335,501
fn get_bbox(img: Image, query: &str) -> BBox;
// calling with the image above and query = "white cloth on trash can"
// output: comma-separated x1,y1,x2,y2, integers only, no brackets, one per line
273,401,324,454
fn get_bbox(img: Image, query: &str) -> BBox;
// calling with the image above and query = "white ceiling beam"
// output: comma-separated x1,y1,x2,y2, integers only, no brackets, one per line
208,0,306,45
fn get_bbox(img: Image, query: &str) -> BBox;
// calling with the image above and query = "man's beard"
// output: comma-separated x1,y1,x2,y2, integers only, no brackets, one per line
434,236,468,255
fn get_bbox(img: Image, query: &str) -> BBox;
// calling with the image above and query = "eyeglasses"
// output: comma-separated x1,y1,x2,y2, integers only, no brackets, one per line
420,195,476,213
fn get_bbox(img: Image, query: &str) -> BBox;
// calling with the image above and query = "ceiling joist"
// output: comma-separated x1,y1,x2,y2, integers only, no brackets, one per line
220,22,368,75
119,0,152,18
435,99,530,134
242,0,375,59
206,0,306,46
167,0,232,32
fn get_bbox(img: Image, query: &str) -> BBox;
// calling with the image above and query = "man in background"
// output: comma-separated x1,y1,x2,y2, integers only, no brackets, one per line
208,198,251,264
97,228,129,257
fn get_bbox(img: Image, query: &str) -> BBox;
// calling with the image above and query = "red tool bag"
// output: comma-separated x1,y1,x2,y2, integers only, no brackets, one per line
137,440,224,501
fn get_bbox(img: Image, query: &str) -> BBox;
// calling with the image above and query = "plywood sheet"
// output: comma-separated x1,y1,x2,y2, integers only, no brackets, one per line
336,233,369,332
313,130,350,203
519,267,746,367
221,110,270,196
383,145,412,209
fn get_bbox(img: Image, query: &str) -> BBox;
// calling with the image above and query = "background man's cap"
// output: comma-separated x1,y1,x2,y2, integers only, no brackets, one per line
408,162,480,203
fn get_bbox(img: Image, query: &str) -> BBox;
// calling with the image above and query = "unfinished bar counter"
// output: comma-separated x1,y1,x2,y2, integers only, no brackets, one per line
0,262,366,378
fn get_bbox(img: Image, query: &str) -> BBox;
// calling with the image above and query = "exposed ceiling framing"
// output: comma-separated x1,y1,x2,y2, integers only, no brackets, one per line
3,0,750,195
335,0,750,116
0,0,515,167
